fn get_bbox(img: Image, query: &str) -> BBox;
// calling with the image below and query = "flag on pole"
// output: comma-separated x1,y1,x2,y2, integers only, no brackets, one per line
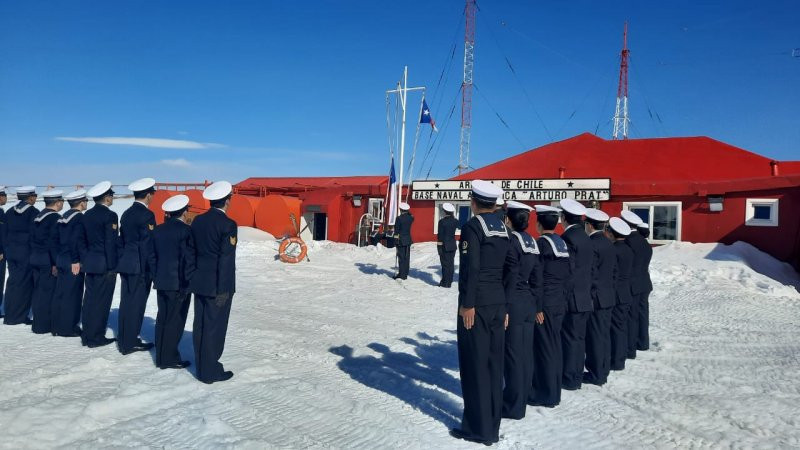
420,99,437,132
386,157,398,225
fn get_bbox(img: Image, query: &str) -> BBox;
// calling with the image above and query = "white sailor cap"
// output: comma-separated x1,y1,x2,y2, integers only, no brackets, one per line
399,202,411,211
87,181,113,198
203,180,233,201
637,223,649,229
585,208,609,222
442,202,455,213
471,180,503,203
0,185,6,195
65,189,87,201
128,177,156,193
162,194,190,213
41,189,64,200
506,200,533,211
495,196,505,206
609,217,632,236
560,198,587,216
535,205,561,216
621,210,644,226
16,185,36,195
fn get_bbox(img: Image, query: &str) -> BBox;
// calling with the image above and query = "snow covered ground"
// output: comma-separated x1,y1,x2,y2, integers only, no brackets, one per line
1,221,799,448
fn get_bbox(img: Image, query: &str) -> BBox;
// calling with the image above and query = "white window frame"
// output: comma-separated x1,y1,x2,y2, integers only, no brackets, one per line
623,201,682,244
433,201,472,235
745,198,779,227
367,198,384,222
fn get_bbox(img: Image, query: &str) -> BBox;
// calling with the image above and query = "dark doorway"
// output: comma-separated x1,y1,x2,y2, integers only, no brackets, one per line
313,213,327,240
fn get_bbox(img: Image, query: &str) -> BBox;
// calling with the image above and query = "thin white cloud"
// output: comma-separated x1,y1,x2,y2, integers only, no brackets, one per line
55,136,226,149
161,158,192,167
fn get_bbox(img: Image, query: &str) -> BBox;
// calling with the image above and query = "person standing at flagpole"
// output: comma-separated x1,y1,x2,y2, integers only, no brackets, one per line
393,203,413,280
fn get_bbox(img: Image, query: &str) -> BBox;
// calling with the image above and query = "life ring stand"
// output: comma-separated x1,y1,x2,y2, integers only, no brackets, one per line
278,237,308,264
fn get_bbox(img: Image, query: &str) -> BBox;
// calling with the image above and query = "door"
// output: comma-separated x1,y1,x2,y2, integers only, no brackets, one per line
313,213,327,241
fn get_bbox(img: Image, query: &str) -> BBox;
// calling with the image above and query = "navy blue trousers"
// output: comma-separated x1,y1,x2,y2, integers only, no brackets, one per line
438,248,455,286
457,303,505,443
530,306,565,407
502,300,535,420
561,310,590,389
155,290,191,367
118,273,152,353
31,265,57,334
610,303,629,370
584,306,613,384
638,291,650,351
81,272,116,345
627,293,641,359
0,259,6,315
52,268,84,336
3,259,33,325
193,293,233,382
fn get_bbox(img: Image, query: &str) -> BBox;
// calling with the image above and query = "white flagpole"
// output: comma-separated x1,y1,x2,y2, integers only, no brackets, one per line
397,66,408,222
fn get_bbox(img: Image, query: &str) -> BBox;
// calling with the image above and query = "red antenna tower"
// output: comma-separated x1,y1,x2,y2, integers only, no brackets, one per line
458,0,476,174
612,22,630,140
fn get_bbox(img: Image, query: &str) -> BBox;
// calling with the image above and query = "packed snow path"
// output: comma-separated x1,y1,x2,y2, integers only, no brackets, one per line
1,233,798,448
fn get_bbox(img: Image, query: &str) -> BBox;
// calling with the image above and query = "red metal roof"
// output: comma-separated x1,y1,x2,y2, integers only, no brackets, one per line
454,133,800,183
236,176,387,194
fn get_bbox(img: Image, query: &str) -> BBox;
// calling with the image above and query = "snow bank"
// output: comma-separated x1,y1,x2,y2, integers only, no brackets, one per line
237,226,275,242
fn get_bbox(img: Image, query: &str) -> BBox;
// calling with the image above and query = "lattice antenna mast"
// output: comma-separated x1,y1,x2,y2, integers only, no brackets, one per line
612,22,630,140
458,0,476,174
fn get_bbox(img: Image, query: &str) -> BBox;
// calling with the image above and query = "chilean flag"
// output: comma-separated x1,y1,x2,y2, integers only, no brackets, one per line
420,99,437,132
386,157,398,225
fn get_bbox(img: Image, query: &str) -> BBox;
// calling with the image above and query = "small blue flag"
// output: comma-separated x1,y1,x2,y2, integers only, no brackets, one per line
420,99,437,131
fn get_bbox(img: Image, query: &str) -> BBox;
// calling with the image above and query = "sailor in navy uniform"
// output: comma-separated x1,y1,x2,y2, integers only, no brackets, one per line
52,190,88,337
80,181,119,348
393,203,413,280
635,222,653,351
621,210,648,359
191,181,237,384
582,208,616,385
528,205,571,408
116,178,157,355
558,198,593,390
608,217,634,371
450,180,510,446
3,186,39,325
153,195,195,369
0,186,8,319
437,202,459,288
501,201,542,420
29,190,64,334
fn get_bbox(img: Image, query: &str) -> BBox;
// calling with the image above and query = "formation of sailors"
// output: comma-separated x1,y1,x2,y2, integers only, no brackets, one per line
448,180,653,446
0,180,238,384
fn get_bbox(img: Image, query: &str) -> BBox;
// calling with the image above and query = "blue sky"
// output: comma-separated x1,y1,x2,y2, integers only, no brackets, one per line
0,0,797,187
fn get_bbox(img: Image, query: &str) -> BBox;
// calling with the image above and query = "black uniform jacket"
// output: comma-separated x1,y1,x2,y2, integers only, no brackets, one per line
5,202,39,264
153,218,196,292
458,213,510,309
503,230,543,313
395,213,414,246
626,231,653,295
562,223,593,313
55,209,87,270
190,208,237,297
437,215,459,252
589,231,617,309
82,203,120,274
117,201,157,275
29,209,61,267
613,240,634,305
537,232,571,309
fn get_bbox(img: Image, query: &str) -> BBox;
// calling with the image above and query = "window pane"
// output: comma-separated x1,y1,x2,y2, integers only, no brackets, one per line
653,205,678,240
631,207,650,224
753,205,772,220
458,206,472,228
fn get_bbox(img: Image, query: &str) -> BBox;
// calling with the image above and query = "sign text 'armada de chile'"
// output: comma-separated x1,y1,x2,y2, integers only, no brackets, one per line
411,179,611,202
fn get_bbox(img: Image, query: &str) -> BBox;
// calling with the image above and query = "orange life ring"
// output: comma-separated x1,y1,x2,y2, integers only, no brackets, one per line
278,237,308,264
